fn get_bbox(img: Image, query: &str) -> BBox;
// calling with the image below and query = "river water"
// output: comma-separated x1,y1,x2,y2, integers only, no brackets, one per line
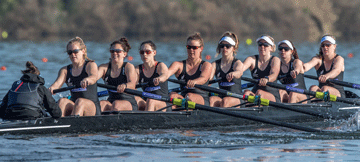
0,40,359,161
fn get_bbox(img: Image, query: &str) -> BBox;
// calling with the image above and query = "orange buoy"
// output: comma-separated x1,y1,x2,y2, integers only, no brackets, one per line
127,56,133,61
42,58,48,62
0,66,6,71
348,53,354,58
205,55,211,60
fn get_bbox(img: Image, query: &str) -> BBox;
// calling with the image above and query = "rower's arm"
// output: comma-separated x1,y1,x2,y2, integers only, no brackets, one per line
242,56,255,73
268,56,281,82
84,61,99,86
156,62,169,83
209,61,217,80
49,66,67,94
193,61,212,85
293,59,304,74
303,56,321,72
231,60,243,79
97,63,108,81
125,63,137,89
325,55,345,79
135,65,140,83
168,61,183,78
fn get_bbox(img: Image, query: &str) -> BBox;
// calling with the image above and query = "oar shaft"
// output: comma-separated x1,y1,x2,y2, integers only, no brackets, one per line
53,86,76,94
304,74,360,90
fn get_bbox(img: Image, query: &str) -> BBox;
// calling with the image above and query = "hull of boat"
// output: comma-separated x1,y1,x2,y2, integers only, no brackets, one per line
0,102,358,135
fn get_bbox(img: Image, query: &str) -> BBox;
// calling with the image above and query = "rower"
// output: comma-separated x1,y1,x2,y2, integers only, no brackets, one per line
0,61,62,120
97,38,138,111
49,37,100,116
135,40,169,111
277,40,308,103
209,31,243,107
242,35,281,102
168,32,212,107
303,35,345,98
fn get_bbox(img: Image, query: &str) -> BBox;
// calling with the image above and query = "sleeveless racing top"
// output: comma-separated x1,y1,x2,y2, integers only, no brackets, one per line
250,55,281,102
139,62,168,97
316,54,345,97
214,58,242,94
278,59,306,90
66,61,101,115
7,81,42,111
104,62,138,110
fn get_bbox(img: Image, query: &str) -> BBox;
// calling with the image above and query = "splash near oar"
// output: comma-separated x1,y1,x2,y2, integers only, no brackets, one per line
241,76,360,106
304,74,360,90
167,79,332,119
97,83,321,132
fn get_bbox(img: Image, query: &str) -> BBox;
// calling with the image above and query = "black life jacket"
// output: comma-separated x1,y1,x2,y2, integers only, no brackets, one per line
7,80,42,111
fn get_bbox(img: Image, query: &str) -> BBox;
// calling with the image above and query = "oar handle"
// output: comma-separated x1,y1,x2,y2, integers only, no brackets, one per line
209,78,222,84
303,74,318,80
53,86,77,94
135,82,149,88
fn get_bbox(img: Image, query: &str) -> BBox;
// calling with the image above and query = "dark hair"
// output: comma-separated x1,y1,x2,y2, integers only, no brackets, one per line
22,61,40,75
139,40,156,51
67,36,94,62
318,34,336,58
216,31,239,56
110,37,131,53
187,32,204,47
278,40,299,60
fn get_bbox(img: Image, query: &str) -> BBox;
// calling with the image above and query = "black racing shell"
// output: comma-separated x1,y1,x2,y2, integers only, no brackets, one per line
104,62,138,110
316,54,345,97
176,60,209,105
250,55,281,102
139,62,168,97
66,61,101,115
7,81,42,112
214,58,242,94
278,59,307,90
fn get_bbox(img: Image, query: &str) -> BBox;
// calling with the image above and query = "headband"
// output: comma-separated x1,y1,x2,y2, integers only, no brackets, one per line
320,36,336,44
219,36,236,46
277,40,294,50
256,36,274,46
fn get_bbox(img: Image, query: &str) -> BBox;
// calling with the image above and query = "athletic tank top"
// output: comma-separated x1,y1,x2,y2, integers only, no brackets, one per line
214,58,242,93
176,60,209,97
278,59,306,90
139,62,168,97
104,62,138,110
66,61,101,115
316,55,345,97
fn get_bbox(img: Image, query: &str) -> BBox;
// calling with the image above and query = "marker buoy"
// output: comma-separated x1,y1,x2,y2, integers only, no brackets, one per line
1,66,6,71
205,55,211,60
246,38,252,45
127,56,133,61
42,58,48,62
2,31,8,39
348,53,354,58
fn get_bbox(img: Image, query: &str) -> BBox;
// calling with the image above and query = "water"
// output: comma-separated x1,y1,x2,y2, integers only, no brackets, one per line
0,41,359,161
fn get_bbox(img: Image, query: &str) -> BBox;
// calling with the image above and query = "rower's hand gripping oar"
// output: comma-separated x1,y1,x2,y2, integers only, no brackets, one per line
304,74,360,90
97,83,321,132
241,76,360,106
167,79,331,119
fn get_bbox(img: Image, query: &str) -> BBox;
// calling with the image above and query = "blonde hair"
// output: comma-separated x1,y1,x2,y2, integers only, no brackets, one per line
258,34,276,52
216,31,239,57
318,34,336,59
67,36,94,62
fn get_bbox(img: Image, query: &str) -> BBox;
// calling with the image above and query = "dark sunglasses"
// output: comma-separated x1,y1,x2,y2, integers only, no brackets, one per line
110,49,124,53
321,43,331,47
278,46,291,51
219,44,233,49
186,45,201,50
67,49,81,55
258,42,270,47
139,50,153,55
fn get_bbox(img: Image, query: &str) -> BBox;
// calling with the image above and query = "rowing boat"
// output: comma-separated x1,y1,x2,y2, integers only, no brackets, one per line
0,100,358,135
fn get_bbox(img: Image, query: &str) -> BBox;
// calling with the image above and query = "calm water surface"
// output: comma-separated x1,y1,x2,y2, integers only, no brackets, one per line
0,41,360,161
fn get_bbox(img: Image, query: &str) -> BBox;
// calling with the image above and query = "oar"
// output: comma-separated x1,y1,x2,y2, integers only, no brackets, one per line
304,74,360,90
240,76,360,106
53,86,77,94
168,79,332,119
96,82,150,98
97,83,321,132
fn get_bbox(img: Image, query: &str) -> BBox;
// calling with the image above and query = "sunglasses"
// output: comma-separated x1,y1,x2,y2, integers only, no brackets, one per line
258,42,270,47
219,44,233,49
139,50,153,55
321,43,331,47
67,49,81,55
110,49,124,53
186,45,201,50
278,46,291,51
